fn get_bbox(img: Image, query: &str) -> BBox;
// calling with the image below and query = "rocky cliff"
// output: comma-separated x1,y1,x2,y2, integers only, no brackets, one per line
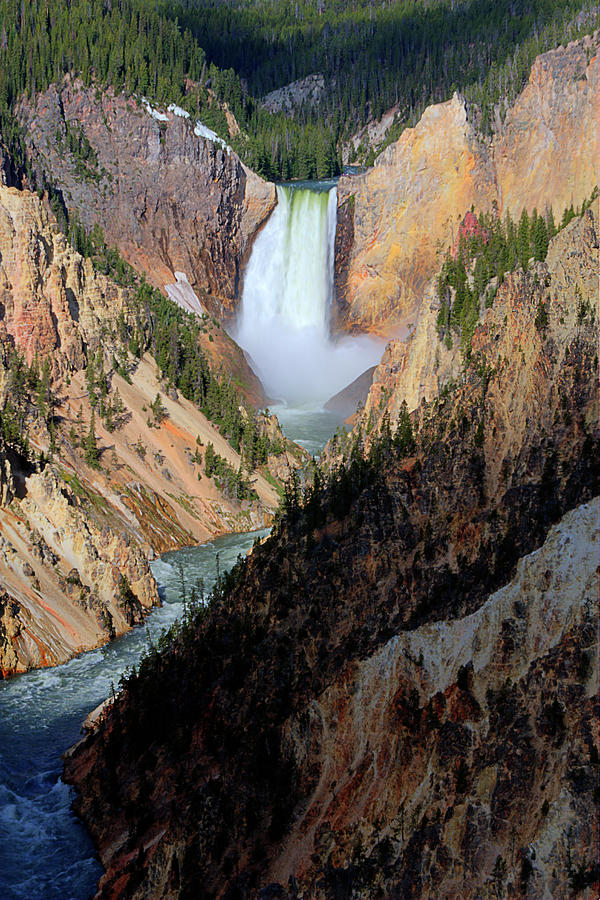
348,203,598,442
63,199,598,898
18,78,276,321
335,36,598,335
0,184,302,677
0,185,132,374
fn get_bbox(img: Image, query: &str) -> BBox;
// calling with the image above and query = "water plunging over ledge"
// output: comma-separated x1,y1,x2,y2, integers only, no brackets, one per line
233,181,384,408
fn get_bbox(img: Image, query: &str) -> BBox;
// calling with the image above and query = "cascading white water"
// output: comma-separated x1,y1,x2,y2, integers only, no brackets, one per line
234,183,383,407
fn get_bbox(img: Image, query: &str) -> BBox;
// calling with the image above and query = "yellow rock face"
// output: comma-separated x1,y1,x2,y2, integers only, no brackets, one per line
335,38,599,337
336,94,497,336
496,39,598,220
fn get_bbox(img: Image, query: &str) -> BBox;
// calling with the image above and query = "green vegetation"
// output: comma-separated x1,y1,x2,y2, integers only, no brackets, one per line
150,393,167,425
56,121,101,182
68,220,284,478
125,279,281,467
0,349,57,460
170,0,598,160
435,187,598,357
0,0,339,181
0,0,596,181
203,442,257,501
84,410,100,468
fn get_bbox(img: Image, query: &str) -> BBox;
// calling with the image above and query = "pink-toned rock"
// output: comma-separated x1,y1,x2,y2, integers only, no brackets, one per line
18,78,276,320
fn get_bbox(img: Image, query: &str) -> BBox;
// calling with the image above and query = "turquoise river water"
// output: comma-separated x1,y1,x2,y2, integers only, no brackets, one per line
0,411,341,900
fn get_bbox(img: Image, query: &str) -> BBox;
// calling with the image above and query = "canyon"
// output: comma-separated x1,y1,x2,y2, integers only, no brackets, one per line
63,202,598,898
0,26,595,900
0,184,303,676
11,37,597,346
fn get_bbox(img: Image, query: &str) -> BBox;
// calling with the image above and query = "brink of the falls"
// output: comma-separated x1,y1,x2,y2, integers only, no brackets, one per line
233,183,383,407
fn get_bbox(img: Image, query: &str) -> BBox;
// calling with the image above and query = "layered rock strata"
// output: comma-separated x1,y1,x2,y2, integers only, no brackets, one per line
0,185,300,676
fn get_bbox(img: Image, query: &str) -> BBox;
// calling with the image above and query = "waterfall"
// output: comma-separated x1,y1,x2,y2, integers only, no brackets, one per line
234,183,383,407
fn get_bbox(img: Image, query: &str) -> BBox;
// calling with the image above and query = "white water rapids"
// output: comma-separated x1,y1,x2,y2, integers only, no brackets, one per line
233,183,383,407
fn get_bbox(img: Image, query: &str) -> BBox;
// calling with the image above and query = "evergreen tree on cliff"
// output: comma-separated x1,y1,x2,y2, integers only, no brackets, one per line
84,409,99,468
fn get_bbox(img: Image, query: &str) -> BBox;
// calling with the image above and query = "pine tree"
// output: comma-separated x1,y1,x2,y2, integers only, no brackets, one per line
394,401,415,457
533,216,548,261
517,209,531,271
84,409,100,468
204,442,215,477
546,206,556,239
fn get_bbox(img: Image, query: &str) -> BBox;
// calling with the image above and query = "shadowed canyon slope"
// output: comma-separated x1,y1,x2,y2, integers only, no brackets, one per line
18,78,276,320
0,185,303,677
334,36,598,335
64,205,598,899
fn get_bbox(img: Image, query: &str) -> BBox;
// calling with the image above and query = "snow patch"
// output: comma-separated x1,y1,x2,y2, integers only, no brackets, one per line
194,120,231,154
164,272,205,317
141,97,169,122
167,103,190,119
139,95,231,153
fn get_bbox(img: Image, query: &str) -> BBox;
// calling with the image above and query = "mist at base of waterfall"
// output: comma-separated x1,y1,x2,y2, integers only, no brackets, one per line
233,182,384,408
241,321,383,407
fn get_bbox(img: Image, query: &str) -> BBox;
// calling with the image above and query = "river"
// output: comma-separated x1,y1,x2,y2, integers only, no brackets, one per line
0,409,341,900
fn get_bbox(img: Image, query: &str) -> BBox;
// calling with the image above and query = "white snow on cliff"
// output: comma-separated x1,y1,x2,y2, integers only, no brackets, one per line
140,96,231,154
164,272,205,317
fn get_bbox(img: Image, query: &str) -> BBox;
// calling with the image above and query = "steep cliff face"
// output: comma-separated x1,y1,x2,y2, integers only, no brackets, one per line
334,94,497,335
335,37,598,335
18,78,276,320
63,200,598,898
495,36,598,219
0,185,132,374
269,499,598,900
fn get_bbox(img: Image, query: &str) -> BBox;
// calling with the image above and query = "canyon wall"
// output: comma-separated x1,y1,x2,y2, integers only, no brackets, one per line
18,78,276,320
335,36,599,336
63,204,598,899
348,202,598,441
0,185,132,373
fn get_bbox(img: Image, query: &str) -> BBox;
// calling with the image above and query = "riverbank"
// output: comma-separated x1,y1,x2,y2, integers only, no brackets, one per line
0,527,270,900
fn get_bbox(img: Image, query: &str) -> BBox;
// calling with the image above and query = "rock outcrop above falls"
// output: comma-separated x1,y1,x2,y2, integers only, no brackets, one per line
18,78,276,320
335,37,598,335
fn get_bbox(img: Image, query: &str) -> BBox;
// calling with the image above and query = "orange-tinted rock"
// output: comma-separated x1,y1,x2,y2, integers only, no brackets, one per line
495,37,598,220
0,185,129,373
335,37,598,336
0,186,291,677
333,200,598,462
335,93,497,336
